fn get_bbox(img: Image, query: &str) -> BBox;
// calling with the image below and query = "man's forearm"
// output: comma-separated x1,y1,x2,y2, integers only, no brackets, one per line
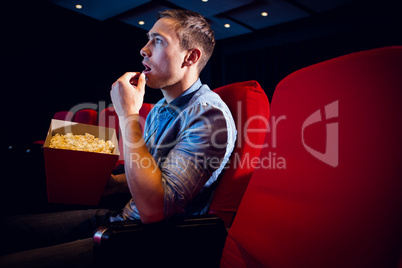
121,115,164,223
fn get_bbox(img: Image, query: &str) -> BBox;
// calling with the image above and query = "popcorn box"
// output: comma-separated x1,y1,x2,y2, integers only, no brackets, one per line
43,119,120,206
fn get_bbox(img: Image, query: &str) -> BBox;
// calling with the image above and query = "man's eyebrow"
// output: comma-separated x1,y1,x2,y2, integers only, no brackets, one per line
147,32,164,39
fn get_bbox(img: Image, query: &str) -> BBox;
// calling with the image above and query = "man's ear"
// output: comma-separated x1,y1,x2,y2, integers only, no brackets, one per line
183,48,201,67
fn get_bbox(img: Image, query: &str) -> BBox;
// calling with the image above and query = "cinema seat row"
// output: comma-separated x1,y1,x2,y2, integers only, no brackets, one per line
92,46,402,268
18,46,401,268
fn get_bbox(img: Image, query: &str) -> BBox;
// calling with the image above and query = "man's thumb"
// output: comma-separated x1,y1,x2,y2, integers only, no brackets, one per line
138,72,146,90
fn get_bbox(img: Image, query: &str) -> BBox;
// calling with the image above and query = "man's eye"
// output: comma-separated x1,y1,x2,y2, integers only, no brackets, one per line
155,38,163,44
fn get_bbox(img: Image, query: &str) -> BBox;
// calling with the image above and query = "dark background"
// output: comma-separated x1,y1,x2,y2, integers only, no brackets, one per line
2,0,401,147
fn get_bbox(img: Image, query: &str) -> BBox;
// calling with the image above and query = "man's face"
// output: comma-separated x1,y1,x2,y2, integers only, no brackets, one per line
140,18,187,90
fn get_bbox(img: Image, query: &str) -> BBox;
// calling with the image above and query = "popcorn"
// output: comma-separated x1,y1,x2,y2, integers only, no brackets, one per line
49,133,115,154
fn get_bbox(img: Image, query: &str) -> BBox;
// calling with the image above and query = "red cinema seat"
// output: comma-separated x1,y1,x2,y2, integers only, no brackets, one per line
210,81,270,227
139,103,154,131
73,109,98,125
221,46,402,268
53,111,74,121
99,107,120,137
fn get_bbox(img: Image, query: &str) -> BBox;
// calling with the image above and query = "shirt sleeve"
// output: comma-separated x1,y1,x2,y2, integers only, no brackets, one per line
161,103,229,218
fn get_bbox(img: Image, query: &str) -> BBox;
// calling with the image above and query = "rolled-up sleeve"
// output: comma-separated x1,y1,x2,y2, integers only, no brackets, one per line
161,105,229,218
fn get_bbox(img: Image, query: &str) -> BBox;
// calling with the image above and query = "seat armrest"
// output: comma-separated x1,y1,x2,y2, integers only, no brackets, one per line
93,214,227,268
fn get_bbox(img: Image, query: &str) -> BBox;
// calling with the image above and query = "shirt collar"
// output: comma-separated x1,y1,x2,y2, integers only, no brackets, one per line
160,79,202,116
181,78,202,97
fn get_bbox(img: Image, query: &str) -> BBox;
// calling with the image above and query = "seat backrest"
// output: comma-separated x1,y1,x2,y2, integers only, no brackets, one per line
99,107,120,137
53,111,74,121
73,108,98,125
209,81,270,227
221,46,402,268
138,103,154,130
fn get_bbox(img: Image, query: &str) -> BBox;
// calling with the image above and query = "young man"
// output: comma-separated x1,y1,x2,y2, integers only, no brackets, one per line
0,9,236,266
109,9,236,224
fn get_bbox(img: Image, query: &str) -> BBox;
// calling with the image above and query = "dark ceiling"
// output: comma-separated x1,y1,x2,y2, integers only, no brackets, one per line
49,0,355,40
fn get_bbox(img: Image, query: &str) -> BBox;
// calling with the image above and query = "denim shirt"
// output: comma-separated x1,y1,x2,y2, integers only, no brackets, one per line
111,79,236,221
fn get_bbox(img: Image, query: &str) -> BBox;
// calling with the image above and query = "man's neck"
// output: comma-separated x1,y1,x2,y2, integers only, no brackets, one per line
161,76,199,103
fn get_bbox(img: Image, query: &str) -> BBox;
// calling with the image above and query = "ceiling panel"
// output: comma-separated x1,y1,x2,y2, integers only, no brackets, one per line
209,17,253,40
116,1,253,40
51,0,150,21
118,3,172,31
224,0,309,30
48,0,357,40
167,0,254,17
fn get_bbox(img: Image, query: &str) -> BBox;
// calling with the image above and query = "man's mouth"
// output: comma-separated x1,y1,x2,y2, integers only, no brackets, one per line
142,61,152,74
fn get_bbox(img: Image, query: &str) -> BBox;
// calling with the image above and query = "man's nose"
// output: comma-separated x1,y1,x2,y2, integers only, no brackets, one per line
140,43,151,58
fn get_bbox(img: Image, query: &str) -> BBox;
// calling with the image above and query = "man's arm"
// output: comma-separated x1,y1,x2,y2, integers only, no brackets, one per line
160,107,229,218
102,174,129,196
110,72,164,224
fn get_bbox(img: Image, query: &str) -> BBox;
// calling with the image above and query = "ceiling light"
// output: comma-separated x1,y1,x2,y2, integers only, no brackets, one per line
202,0,208,2
138,21,145,25
224,24,231,28
75,4,83,9
261,12,268,17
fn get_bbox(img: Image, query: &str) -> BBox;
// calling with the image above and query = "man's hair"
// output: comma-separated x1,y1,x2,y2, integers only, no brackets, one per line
157,9,215,74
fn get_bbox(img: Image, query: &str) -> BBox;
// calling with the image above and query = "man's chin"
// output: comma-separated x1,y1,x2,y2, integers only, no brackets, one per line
145,81,160,89
145,77,164,90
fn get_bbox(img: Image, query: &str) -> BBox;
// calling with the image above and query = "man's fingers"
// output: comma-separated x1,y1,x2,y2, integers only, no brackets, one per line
111,72,145,117
130,73,146,92
138,73,146,89
128,72,141,85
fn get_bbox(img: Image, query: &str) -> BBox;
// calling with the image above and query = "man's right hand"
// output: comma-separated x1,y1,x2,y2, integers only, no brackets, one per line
110,72,146,117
